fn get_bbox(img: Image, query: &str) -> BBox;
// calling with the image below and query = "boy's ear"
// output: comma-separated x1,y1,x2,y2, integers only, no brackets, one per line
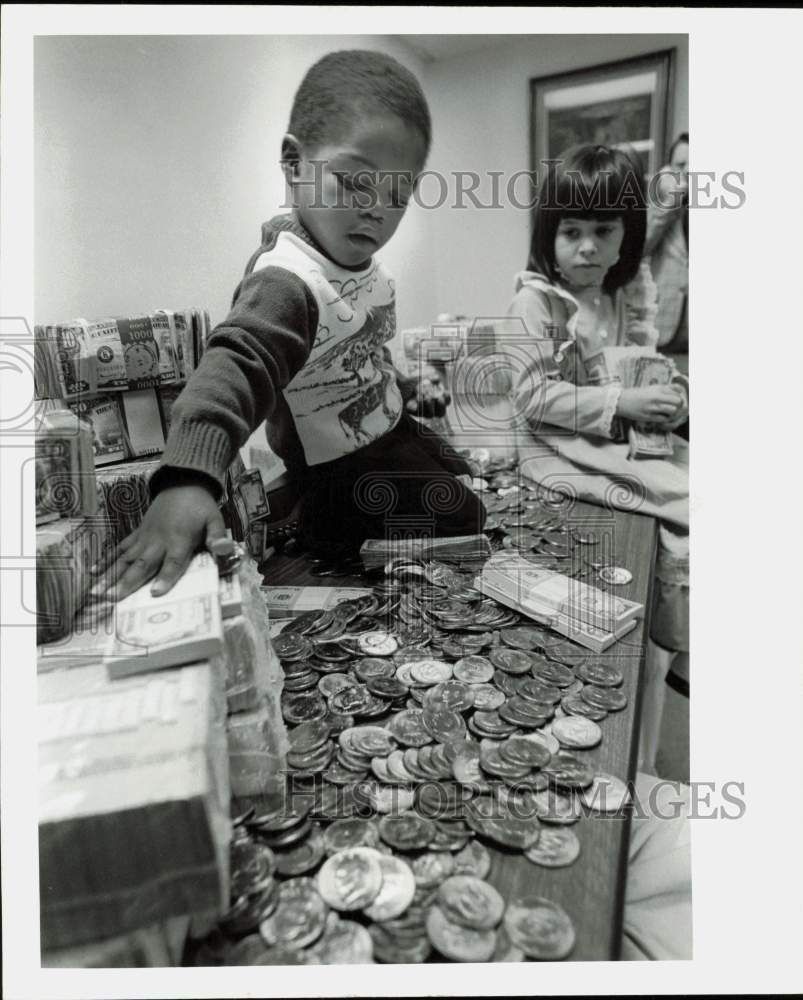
281,134,302,182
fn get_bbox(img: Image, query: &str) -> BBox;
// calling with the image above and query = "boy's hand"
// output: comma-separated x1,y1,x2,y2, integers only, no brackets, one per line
617,386,685,424
103,483,227,601
403,364,451,419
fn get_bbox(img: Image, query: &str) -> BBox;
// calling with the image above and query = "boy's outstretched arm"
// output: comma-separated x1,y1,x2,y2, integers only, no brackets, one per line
104,268,318,600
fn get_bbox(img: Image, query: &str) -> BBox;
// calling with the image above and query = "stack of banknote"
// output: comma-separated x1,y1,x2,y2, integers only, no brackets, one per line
360,534,491,571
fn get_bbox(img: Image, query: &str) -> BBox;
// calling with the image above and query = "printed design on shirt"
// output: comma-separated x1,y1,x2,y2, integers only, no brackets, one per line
328,267,381,309
287,302,399,445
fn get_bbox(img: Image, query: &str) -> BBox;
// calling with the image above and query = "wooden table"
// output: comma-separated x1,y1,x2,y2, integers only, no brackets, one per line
259,499,657,961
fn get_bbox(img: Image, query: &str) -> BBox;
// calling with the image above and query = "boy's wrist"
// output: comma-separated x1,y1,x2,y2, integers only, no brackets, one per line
150,465,222,503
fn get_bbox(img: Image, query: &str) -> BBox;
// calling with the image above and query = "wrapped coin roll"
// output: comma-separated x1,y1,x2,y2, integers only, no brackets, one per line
38,661,230,951
36,516,107,644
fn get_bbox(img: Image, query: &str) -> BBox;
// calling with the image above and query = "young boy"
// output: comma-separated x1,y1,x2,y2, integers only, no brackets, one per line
108,50,485,601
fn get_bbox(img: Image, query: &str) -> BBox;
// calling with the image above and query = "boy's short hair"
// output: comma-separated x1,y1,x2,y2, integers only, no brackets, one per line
528,144,647,292
288,50,431,157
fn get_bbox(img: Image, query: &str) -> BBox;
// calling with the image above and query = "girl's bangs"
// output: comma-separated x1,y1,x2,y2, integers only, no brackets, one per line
548,163,641,215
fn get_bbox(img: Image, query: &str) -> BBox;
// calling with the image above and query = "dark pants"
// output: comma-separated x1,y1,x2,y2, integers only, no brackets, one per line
299,414,487,557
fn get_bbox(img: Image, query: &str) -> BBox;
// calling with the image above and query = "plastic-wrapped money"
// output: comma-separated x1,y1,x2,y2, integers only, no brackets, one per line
38,660,229,951
36,408,97,523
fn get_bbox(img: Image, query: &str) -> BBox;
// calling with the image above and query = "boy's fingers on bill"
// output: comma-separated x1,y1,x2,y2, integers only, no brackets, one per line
205,509,228,548
108,545,164,602
150,548,194,597
94,528,139,574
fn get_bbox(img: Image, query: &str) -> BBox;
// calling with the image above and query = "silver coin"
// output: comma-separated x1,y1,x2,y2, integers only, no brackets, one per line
579,773,631,812
598,566,633,585
524,826,581,868
552,715,602,750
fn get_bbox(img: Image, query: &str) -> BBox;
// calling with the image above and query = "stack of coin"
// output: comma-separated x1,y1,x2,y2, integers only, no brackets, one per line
207,516,644,964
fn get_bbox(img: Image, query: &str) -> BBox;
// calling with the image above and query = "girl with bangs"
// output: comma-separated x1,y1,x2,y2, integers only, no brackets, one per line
507,144,690,773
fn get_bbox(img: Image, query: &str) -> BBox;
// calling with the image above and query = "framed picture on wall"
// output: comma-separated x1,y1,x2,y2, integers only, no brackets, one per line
530,49,675,180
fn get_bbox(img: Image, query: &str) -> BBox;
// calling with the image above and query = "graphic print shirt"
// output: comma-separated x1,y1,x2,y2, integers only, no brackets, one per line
154,215,403,495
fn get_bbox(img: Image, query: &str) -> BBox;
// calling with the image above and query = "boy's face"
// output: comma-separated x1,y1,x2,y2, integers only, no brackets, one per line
288,113,427,268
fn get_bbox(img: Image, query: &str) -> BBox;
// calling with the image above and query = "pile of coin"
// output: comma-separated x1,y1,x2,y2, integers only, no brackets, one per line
193,469,637,965
477,472,634,588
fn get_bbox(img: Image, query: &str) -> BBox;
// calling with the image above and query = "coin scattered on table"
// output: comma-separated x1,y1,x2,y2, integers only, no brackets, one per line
524,827,581,868
317,848,383,911
598,566,633,585
504,895,576,960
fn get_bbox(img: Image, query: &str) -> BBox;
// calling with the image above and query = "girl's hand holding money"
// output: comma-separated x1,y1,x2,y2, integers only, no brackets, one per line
105,483,227,601
617,386,685,425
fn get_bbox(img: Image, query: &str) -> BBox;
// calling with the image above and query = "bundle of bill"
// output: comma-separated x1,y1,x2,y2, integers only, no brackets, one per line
261,585,374,619
486,549,644,630
38,660,229,951
479,550,643,634
36,516,108,644
33,309,210,400
63,394,127,465
360,533,491,571
477,574,638,653
35,407,97,523
618,354,676,459
103,551,224,678
95,457,160,556
221,466,271,558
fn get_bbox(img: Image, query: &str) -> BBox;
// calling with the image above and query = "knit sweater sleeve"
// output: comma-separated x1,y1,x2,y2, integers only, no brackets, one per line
150,266,318,499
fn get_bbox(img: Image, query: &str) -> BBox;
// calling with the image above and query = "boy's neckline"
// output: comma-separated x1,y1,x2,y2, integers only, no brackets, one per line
269,213,374,273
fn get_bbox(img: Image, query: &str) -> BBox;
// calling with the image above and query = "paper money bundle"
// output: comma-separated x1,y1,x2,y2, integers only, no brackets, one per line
480,550,643,634
94,457,161,560
220,464,273,563
38,660,230,951
104,551,224,678
360,533,492,571
261,585,374,619
35,407,97,523
33,310,210,400
36,516,108,644
618,354,677,459
476,551,642,652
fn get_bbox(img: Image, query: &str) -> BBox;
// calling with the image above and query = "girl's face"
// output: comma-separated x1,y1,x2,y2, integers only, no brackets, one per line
554,216,625,289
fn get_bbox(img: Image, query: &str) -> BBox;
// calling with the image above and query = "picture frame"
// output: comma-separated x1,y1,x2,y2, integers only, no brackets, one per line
530,49,676,181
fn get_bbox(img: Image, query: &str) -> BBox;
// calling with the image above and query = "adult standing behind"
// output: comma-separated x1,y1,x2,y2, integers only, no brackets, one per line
645,134,689,387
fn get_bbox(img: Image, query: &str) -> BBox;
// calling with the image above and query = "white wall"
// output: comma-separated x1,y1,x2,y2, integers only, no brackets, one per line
35,33,688,341
422,34,689,321
34,34,434,333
